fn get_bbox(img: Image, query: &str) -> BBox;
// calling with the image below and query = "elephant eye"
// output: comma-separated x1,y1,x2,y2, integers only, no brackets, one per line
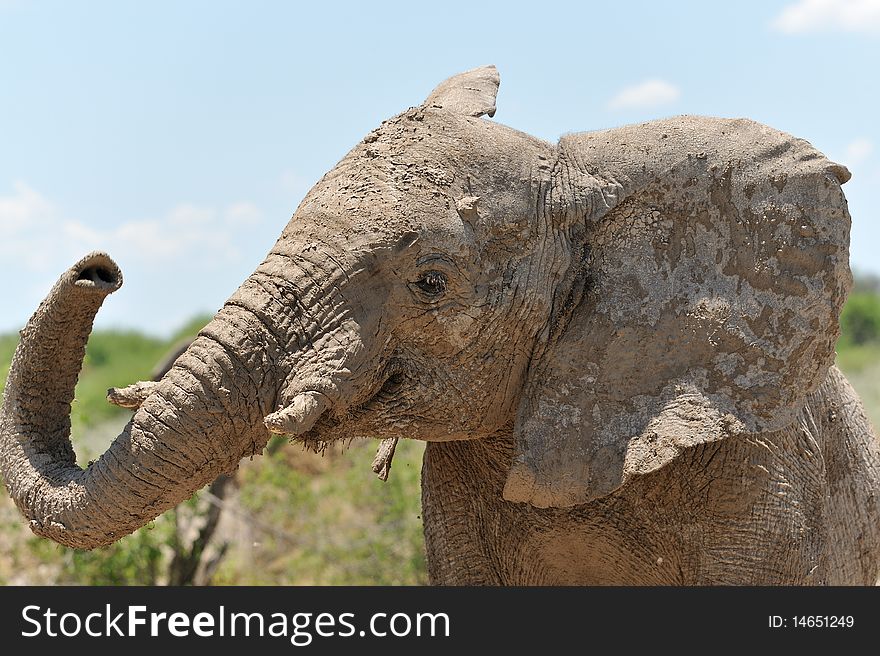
414,270,448,297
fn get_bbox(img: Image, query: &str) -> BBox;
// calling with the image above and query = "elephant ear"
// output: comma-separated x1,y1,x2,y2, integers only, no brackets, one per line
503,116,852,508
424,65,500,117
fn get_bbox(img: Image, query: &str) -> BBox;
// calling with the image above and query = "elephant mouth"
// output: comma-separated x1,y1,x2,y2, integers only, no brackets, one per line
349,361,409,419
368,370,407,405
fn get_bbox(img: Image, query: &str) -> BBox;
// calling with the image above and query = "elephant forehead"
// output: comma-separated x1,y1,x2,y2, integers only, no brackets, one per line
284,109,553,252
286,172,473,257
356,106,552,170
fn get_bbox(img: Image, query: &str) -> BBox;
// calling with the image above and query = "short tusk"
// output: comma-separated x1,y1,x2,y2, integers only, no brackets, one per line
107,338,191,411
371,437,399,481
264,391,329,436
107,381,160,410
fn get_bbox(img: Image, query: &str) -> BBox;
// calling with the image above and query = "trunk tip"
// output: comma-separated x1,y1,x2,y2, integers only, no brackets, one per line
69,251,123,293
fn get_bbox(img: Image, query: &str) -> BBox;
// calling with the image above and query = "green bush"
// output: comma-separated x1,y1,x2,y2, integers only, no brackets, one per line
232,438,427,585
27,519,171,585
0,333,18,391
839,292,880,347
1,314,427,585
0,316,213,584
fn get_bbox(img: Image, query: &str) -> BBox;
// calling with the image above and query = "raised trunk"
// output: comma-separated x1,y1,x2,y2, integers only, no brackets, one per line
0,253,277,549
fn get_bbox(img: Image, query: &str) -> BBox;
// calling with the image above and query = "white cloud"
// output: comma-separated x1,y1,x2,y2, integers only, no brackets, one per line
0,182,277,335
166,203,216,227
225,202,262,227
772,0,880,34
78,207,245,264
0,182,261,269
607,79,681,111
0,181,54,234
0,182,58,271
843,138,874,166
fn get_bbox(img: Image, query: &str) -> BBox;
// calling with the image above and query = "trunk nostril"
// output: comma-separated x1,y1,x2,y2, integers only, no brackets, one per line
71,252,122,291
77,266,116,285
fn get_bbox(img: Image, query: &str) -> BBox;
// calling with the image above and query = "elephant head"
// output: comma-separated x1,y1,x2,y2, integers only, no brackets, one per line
0,66,852,548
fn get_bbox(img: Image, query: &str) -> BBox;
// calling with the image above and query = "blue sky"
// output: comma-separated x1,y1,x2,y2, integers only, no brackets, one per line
1,0,878,335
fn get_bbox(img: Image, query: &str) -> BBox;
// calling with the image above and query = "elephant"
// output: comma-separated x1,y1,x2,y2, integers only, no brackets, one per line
2,65,879,585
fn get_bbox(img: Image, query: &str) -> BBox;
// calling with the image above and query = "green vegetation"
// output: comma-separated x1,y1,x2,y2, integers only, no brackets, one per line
1,277,879,585
835,341,880,375
835,290,880,429
839,292,880,349
224,437,426,585
0,316,214,585
0,314,425,585
1,317,211,454
25,519,170,585
0,333,18,389
834,277,880,428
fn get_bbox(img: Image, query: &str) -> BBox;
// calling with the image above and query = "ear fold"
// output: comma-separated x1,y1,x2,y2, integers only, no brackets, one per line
504,116,852,508
424,65,500,117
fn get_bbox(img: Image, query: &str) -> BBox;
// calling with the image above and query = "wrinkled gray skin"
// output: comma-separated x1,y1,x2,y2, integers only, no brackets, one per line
2,66,879,584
